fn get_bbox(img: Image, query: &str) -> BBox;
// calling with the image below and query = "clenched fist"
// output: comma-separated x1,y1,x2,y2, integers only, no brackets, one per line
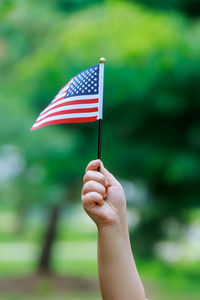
81,159,127,228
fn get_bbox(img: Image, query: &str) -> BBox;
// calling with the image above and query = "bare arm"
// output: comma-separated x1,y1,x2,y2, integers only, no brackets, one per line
81,160,146,300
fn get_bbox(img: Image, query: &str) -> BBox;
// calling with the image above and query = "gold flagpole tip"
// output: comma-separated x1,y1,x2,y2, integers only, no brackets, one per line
99,57,106,63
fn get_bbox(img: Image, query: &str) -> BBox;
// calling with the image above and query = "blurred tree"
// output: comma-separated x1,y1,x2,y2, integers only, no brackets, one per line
130,0,200,17
1,0,200,272
49,0,104,12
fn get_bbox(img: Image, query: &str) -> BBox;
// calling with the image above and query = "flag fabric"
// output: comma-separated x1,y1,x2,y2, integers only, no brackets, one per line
31,63,104,131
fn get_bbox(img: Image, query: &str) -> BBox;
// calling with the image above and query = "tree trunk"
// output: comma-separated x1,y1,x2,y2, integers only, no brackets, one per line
38,204,60,274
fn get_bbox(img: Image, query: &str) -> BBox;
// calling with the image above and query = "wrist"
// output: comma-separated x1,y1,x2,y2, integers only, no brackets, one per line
97,216,129,237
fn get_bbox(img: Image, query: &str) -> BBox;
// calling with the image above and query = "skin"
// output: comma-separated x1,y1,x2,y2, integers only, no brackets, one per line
81,159,146,300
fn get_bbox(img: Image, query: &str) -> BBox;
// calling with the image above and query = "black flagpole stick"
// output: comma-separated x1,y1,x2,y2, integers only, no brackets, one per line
97,118,102,159
97,57,106,172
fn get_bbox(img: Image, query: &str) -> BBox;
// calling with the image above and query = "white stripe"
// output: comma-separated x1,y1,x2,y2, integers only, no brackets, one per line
98,63,104,119
39,93,65,116
37,103,98,121
33,112,98,128
40,94,99,115
39,93,66,115
56,79,73,97
53,92,66,102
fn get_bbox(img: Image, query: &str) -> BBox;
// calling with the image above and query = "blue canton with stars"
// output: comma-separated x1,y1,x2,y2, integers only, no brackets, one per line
65,64,99,98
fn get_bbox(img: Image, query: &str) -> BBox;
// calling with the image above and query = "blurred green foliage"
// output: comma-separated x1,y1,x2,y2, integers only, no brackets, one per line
0,0,200,260
132,0,200,17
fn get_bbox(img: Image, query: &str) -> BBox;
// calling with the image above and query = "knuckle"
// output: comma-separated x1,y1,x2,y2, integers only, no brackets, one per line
83,173,89,183
87,192,95,200
84,170,105,184
88,170,96,177
85,170,93,180
85,160,100,171
81,194,86,203
100,187,106,196
89,191,102,201
82,193,91,204
86,180,95,189
98,172,105,181
84,170,92,180
81,185,85,194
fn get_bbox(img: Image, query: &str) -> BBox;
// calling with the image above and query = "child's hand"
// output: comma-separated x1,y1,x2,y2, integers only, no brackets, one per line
81,160,126,228
81,160,146,300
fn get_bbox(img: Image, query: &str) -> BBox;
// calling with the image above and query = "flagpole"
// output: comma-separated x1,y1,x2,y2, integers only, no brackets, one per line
97,57,106,171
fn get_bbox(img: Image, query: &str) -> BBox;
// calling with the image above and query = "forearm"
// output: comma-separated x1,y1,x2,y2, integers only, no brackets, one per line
81,160,146,300
97,222,146,300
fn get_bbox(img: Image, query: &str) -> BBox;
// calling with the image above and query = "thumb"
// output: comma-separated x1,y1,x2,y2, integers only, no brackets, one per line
100,161,120,187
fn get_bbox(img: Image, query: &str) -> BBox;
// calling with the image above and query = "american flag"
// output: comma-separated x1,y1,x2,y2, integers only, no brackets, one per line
31,63,103,130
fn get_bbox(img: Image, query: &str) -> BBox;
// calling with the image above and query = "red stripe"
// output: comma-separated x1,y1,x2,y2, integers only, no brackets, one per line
40,98,99,116
36,107,98,124
51,78,74,103
54,78,74,98
40,95,66,115
51,94,66,104
31,116,98,130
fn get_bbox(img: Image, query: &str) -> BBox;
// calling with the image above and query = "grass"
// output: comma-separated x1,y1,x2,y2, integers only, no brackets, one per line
0,292,101,300
52,260,98,279
0,262,37,278
0,210,199,299
140,260,200,300
0,258,199,300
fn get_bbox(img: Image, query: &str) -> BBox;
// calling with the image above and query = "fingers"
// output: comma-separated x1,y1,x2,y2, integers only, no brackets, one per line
83,170,108,186
82,192,104,208
85,159,101,172
82,180,106,198
82,161,109,209
86,159,120,187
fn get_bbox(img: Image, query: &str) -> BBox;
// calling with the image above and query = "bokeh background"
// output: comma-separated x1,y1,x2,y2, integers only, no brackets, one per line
0,0,200,299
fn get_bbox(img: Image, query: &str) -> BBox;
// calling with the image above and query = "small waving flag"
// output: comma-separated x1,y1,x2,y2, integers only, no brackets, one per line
31,60,105,131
